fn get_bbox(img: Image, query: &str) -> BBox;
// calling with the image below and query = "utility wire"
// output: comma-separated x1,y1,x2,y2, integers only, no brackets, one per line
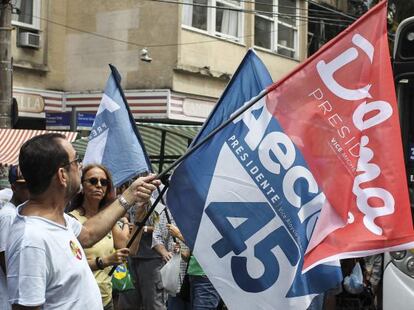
305,0,358,21
150,0,354,24
28,12,328,49
195,0,356,18
13,0,354,31
15,0,394,50
12,5,351,50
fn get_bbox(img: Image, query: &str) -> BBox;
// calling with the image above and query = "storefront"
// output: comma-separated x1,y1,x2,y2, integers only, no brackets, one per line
7,87,215,175
12,87,215,130
71,122,201,173
0,129,78,188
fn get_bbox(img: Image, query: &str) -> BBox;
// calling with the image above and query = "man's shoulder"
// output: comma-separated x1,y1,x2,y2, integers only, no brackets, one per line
0,188,12,202
0,201,17,216
7,215,50,250
67,209,84,223
0,202,17,236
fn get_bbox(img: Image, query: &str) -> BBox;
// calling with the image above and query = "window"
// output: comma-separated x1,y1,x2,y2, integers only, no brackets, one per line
255,0,299,59
182,0,243,41
12,0,41,30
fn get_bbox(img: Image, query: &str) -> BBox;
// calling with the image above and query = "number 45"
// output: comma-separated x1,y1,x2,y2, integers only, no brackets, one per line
205,202,300,293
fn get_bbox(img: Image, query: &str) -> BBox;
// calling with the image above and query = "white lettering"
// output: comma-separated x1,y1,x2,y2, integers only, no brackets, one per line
283,166,319,209
258,132,296,175
308,88,324,100
353,136,395,235
352,100,393,131
232,97,272,150
235,98,324,234
317,47,372,100
315,33,395,236
298,192,325,224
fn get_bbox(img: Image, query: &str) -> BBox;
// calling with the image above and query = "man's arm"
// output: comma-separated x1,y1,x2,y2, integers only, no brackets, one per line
153,244,173,263
152,212,173,262
167,224,185,242
86,248,129,271
180,249,191,262
77,175,159,248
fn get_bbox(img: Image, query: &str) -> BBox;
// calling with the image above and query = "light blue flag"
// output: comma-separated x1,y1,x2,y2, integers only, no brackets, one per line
167,50,342,309
83,65,150,186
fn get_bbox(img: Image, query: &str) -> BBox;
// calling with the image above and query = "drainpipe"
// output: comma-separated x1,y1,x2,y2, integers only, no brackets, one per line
0,0,12,128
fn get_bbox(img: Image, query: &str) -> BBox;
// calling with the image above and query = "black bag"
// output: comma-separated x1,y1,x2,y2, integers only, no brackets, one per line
178,274,190,301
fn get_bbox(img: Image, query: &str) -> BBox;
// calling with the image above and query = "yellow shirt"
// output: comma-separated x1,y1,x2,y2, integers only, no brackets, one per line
70,209,114,307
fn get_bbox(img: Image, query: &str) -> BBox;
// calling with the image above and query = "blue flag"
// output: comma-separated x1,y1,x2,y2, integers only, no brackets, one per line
167,50,342,309
83,65,150,186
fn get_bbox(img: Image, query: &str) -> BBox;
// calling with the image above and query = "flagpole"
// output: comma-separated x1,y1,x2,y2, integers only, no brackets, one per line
163,207,177,243
156,87,269,180
108,184,169,276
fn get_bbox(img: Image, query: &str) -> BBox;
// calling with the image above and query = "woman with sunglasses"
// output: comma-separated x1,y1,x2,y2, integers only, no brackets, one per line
68,164,130,310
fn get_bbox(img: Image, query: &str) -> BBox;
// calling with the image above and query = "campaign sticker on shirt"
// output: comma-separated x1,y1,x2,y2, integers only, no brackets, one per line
69,240,82,260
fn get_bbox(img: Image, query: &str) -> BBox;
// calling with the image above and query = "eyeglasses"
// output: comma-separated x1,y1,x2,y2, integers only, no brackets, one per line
84,177,109,187
62,155,82,168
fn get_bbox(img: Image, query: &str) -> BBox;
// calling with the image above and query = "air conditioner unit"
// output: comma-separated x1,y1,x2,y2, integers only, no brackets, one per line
18,32,40,49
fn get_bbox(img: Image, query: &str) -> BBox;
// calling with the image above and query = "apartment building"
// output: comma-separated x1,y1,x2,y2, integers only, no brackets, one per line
10,0,308,130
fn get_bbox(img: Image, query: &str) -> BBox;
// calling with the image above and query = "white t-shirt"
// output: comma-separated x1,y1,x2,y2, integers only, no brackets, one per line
0,201,17,310
6,205,103,309
0,189,12,203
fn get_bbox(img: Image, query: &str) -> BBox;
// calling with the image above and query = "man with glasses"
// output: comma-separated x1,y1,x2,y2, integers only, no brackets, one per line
0,165,29,310
5,133,159,310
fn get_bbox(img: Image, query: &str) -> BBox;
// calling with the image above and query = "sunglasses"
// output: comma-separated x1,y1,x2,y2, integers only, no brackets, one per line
84,177,109,187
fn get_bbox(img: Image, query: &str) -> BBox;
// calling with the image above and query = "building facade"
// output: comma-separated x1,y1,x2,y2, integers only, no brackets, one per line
2,0,311,183
10,0,309,129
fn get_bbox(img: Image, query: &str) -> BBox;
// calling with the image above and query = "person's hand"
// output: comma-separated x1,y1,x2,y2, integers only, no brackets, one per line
123,175,161,205
118,217,130,229
180,249,190,262
120,216,129,224
162,251,174,263
119,217,131,238
167,224,184,242
106,248,130,266
173,242,181,253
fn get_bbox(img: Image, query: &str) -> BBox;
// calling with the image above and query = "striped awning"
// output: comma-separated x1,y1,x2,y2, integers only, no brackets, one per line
72,122,202,173
0,129,78,166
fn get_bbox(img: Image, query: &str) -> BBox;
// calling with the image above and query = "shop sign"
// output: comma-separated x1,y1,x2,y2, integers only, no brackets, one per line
182,98,214,118
77,112,95,129
14,93,45,113
46,112,71,129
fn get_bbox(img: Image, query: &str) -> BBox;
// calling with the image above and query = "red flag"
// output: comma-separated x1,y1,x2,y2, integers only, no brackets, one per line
264,1,414,270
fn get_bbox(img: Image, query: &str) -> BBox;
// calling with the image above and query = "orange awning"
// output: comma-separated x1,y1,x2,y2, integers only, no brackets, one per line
0,129,78,166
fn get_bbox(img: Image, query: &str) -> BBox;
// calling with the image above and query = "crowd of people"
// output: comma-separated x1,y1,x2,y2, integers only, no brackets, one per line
0,133,224,310
0,134,159,310
0,133,385,310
